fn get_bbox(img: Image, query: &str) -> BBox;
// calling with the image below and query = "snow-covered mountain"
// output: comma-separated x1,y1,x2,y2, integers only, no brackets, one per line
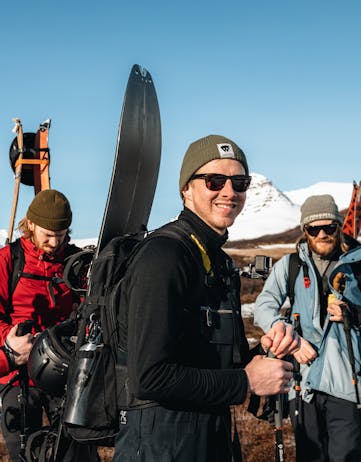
227,173,353,241
0,174,354,246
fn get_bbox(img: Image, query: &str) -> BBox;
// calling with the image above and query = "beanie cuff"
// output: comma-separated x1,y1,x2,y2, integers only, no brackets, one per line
302,212,343,229
27,210,72,231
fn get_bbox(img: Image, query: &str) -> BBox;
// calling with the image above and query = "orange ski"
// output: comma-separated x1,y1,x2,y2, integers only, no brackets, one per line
342,181,361,239
6,118,24,244
33,119,51,193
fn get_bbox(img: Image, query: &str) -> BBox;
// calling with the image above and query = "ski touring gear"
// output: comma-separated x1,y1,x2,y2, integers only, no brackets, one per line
7,118,51,245
28,320,76,398
33,119,51,194
7,118,24,244
62,220,212,445
61,64,161,446
9,119,51,191
96,64,161,255
342,180,361,239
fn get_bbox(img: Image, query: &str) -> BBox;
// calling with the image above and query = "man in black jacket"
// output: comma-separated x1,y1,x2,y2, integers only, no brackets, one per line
114,134,300,462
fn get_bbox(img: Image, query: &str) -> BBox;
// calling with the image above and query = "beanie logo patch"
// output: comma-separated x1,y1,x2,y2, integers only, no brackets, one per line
217,143,235,158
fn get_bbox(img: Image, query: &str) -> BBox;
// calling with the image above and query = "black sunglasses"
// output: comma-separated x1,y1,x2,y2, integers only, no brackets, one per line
190,174,252,193
304,223,339,237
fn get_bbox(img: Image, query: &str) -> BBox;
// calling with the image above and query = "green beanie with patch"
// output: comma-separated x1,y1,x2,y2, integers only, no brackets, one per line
27,189,72,231
179,134,249,196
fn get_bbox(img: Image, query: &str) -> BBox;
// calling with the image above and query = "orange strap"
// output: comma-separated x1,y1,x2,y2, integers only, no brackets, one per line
15,158,49,167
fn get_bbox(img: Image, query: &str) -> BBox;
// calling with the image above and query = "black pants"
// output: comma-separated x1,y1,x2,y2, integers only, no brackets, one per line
0,385,99,462
289,393,361,462
113,406,242,462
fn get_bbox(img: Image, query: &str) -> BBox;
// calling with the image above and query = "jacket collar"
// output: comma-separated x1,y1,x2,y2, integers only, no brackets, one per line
179,207,228,252
21,235,70,261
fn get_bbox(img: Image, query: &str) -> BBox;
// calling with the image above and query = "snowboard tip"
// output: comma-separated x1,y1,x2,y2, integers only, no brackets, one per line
132,64,153,83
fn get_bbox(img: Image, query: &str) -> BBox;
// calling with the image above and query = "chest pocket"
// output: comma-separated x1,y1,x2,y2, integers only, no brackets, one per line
199,261,247,367
200,305,238,345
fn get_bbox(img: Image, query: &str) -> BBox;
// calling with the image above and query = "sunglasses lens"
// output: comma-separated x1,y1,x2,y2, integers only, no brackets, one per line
231,178,251,192
305,223,338,236
207,175,226,191
206,175,251,192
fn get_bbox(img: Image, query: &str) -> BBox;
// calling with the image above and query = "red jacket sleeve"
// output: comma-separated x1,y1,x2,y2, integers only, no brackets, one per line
0,246,13,343
0,349,10,377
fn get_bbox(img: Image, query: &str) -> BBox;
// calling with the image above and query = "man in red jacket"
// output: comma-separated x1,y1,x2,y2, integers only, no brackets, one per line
0,189,80,461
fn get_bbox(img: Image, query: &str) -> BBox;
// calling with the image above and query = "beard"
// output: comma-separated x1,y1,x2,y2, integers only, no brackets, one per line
307,234,338,257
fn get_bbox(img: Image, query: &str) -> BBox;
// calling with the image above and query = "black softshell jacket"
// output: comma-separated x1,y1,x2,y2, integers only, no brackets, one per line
118,208,262,414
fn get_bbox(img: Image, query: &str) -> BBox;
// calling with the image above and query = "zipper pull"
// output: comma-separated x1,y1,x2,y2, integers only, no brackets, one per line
206,308,213,327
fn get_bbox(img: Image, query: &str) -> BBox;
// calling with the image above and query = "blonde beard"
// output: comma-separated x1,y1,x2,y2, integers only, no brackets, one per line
307,235,338,257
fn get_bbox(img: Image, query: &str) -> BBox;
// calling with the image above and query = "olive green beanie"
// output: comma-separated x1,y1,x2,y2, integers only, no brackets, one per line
179,134,249,195
27,189,72,231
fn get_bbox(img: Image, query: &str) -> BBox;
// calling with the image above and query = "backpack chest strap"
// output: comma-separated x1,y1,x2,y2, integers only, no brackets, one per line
20,272,64,284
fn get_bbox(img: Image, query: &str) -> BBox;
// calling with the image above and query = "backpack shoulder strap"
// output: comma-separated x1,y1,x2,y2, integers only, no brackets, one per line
150,222,212,276
9,239,25,297
288,252,310,309
288,252,301,309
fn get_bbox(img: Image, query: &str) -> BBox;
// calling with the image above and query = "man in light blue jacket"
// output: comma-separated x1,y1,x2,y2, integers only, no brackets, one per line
254,194,361,462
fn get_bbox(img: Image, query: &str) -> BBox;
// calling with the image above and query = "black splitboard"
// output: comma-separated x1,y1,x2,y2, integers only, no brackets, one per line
96,64,161,256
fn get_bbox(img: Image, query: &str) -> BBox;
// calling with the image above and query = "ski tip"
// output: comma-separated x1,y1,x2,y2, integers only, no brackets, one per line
40,119,51,128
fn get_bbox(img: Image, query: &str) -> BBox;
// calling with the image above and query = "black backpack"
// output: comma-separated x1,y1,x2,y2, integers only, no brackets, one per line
62,224,208,446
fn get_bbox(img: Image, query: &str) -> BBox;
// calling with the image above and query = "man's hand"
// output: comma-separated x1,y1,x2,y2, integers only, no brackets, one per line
261,321,300,358
293,337,317,364
245,355,293,396
5,325,34,366
327,297,346,322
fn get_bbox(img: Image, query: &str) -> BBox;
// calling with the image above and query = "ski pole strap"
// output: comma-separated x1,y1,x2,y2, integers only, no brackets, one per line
2,341,19,369
340,303,361,407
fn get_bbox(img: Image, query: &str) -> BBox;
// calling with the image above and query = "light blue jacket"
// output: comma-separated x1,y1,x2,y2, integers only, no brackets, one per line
254,242,361,403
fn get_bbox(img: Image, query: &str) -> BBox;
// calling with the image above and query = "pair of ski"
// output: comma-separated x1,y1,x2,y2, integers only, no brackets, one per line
7,118,51,244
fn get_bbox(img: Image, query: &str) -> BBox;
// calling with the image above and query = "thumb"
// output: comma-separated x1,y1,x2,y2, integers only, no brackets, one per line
260,335,272,352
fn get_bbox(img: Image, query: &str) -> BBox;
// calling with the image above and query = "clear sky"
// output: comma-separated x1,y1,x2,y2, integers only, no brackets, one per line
0,1,360,239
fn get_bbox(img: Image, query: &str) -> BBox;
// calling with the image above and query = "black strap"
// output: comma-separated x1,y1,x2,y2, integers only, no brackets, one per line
287,252,310,312
9,240,78,294
20,272,65,284
288,253,301,308
150,221,208,271
9,239,25,297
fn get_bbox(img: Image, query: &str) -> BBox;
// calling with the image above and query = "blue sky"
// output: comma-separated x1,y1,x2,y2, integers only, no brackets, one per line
0,1,360,239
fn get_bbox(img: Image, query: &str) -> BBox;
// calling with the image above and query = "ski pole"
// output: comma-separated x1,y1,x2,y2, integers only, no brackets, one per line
329,276,361,409
6,118,24,245
15,321,33,460
292,313,302,425
341,302,361,408
267,351,285,462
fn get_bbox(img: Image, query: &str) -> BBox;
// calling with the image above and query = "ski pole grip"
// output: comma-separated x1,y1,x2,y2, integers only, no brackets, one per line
16,320,34,336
